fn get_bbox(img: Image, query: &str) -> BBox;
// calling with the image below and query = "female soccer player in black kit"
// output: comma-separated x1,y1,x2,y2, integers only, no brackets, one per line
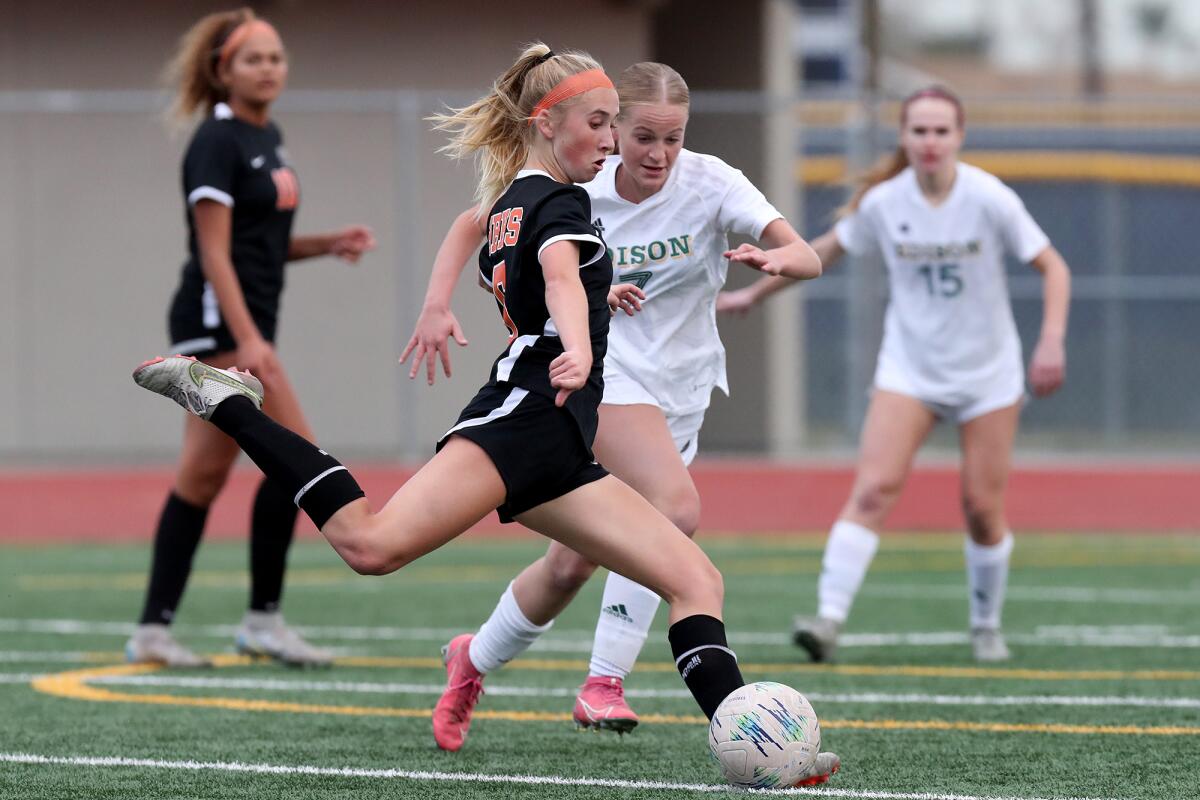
126,8,375,668
131,43,761,742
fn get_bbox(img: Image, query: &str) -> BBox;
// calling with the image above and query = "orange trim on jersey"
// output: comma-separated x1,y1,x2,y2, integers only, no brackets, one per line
528,69,614,125
218,19,278,70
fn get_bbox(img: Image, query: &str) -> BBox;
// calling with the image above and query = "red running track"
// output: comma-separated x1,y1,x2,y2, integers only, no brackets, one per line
1,461,1197,541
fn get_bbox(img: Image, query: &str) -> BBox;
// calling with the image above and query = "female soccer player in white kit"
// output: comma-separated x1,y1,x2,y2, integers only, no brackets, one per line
722,86,1071,663
405,62,827,755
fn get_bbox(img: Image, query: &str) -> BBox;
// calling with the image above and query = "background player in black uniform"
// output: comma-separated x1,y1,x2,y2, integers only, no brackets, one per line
132,44,749,754
126,8,375,668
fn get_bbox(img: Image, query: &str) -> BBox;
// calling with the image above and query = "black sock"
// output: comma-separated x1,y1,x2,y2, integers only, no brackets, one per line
208,396,364,529
249,478,299,612
668,614,745,719
138,492,208,625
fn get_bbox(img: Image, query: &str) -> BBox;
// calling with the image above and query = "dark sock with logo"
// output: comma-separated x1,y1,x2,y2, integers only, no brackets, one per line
668,614,745,719
249,478,299,612
138,492,208,625
208,396,364,529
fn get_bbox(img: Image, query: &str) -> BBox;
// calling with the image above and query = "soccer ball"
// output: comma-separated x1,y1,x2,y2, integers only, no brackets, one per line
708,681,820,789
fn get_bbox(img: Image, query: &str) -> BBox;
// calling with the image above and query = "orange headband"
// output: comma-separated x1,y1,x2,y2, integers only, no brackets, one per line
218,19,278,70
528,69,614,125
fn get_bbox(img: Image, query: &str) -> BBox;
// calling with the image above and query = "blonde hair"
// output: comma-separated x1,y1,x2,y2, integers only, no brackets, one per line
837,85,965,217
163,7,258,127
429,42,605,214
615,62,689,116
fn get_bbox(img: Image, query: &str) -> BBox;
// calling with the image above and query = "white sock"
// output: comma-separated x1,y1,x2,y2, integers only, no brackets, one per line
588,571,663,680
816,520,880,623
965,532,1013,630
467,581,553,674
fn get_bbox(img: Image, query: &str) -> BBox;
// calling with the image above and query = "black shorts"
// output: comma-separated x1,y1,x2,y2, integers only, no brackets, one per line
438,383,608,523
168,284,277,358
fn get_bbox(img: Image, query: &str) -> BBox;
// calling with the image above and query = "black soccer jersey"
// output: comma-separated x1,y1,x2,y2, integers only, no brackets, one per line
168,102,300,353
477,170,613,444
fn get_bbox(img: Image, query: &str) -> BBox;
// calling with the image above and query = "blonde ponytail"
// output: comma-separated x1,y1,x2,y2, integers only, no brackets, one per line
429,42,605,214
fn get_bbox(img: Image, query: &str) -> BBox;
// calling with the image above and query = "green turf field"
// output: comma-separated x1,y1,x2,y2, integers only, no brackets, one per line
1,532,1198,799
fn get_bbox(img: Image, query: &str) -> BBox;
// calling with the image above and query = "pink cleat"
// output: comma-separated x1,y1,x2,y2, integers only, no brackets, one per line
432,634,485,752
794,751,841,786
573,675,639,734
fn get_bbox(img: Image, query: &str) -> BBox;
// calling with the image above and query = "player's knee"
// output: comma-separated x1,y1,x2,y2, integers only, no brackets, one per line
655,483,701,538
849,476,902,519
340,526,405,577
545,552,597,593
961,491,1001,528
176,464,231,506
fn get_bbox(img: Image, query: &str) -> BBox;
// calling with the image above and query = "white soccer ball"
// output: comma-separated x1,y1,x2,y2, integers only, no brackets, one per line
707,681,821,789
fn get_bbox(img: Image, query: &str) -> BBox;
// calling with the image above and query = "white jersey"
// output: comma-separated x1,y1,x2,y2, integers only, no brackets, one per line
585,149,783,415
834,162,1049,404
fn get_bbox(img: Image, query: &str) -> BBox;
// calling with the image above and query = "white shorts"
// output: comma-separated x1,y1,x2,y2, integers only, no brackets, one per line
873,355,1025,425
602,369,705,466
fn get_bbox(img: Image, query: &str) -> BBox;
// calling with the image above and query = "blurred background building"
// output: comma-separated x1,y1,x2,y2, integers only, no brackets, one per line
1,0,1197,463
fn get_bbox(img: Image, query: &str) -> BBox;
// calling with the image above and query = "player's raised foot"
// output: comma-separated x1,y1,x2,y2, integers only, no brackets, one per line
433,634,485,752
793,615,842,663
132,355,263,420
573,675,639,734
125,623,212,668
971,627,1011,662
794,751,841,787
234,611,332,667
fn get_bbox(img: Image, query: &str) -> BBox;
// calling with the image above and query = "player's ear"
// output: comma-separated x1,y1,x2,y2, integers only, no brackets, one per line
532,110,555,140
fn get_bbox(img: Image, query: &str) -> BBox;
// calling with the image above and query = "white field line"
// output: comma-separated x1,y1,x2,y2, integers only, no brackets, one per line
0,673,41,683
863,584,1200,605
0,650,109,663
58,674,1200,709
3,618,1200,649
0,752,1132,800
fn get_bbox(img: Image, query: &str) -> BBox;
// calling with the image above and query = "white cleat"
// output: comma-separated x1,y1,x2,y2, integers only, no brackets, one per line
235,611,333,668
793,615,842,663
125,623,212,668
132,355,263,420
971,627,1012,662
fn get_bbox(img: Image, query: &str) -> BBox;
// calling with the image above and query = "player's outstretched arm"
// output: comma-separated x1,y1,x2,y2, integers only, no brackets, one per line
541,240,592,407
287,226,377,263
723,218,822,281
718,228,845,316
1027,245,1071,397
401,206,484,384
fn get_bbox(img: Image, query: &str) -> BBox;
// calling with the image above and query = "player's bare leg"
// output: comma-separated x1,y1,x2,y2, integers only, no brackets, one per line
796,391,935,661
959,402,1020,661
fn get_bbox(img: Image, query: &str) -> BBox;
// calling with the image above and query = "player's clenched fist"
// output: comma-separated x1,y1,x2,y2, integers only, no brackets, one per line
549,348,592,407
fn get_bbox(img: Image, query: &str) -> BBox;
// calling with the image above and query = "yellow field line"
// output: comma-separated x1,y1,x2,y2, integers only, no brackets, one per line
799,151,1200,187
28,660,1200,736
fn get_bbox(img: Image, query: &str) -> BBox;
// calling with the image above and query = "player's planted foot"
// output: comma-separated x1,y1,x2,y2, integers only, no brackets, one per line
573,675,639,734
132,355,263,420
125,623,212,668
795,751,841,787
433,634,485,752
793,615,841,662
971,627,1011,662
234,611,333,667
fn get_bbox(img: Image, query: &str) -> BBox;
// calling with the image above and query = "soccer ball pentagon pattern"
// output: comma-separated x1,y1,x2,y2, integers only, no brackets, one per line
708,681,820,789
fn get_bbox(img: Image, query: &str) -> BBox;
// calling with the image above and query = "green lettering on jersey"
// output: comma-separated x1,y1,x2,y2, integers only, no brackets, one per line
618,270,653,290
647,241,667,261
668,235,691,258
